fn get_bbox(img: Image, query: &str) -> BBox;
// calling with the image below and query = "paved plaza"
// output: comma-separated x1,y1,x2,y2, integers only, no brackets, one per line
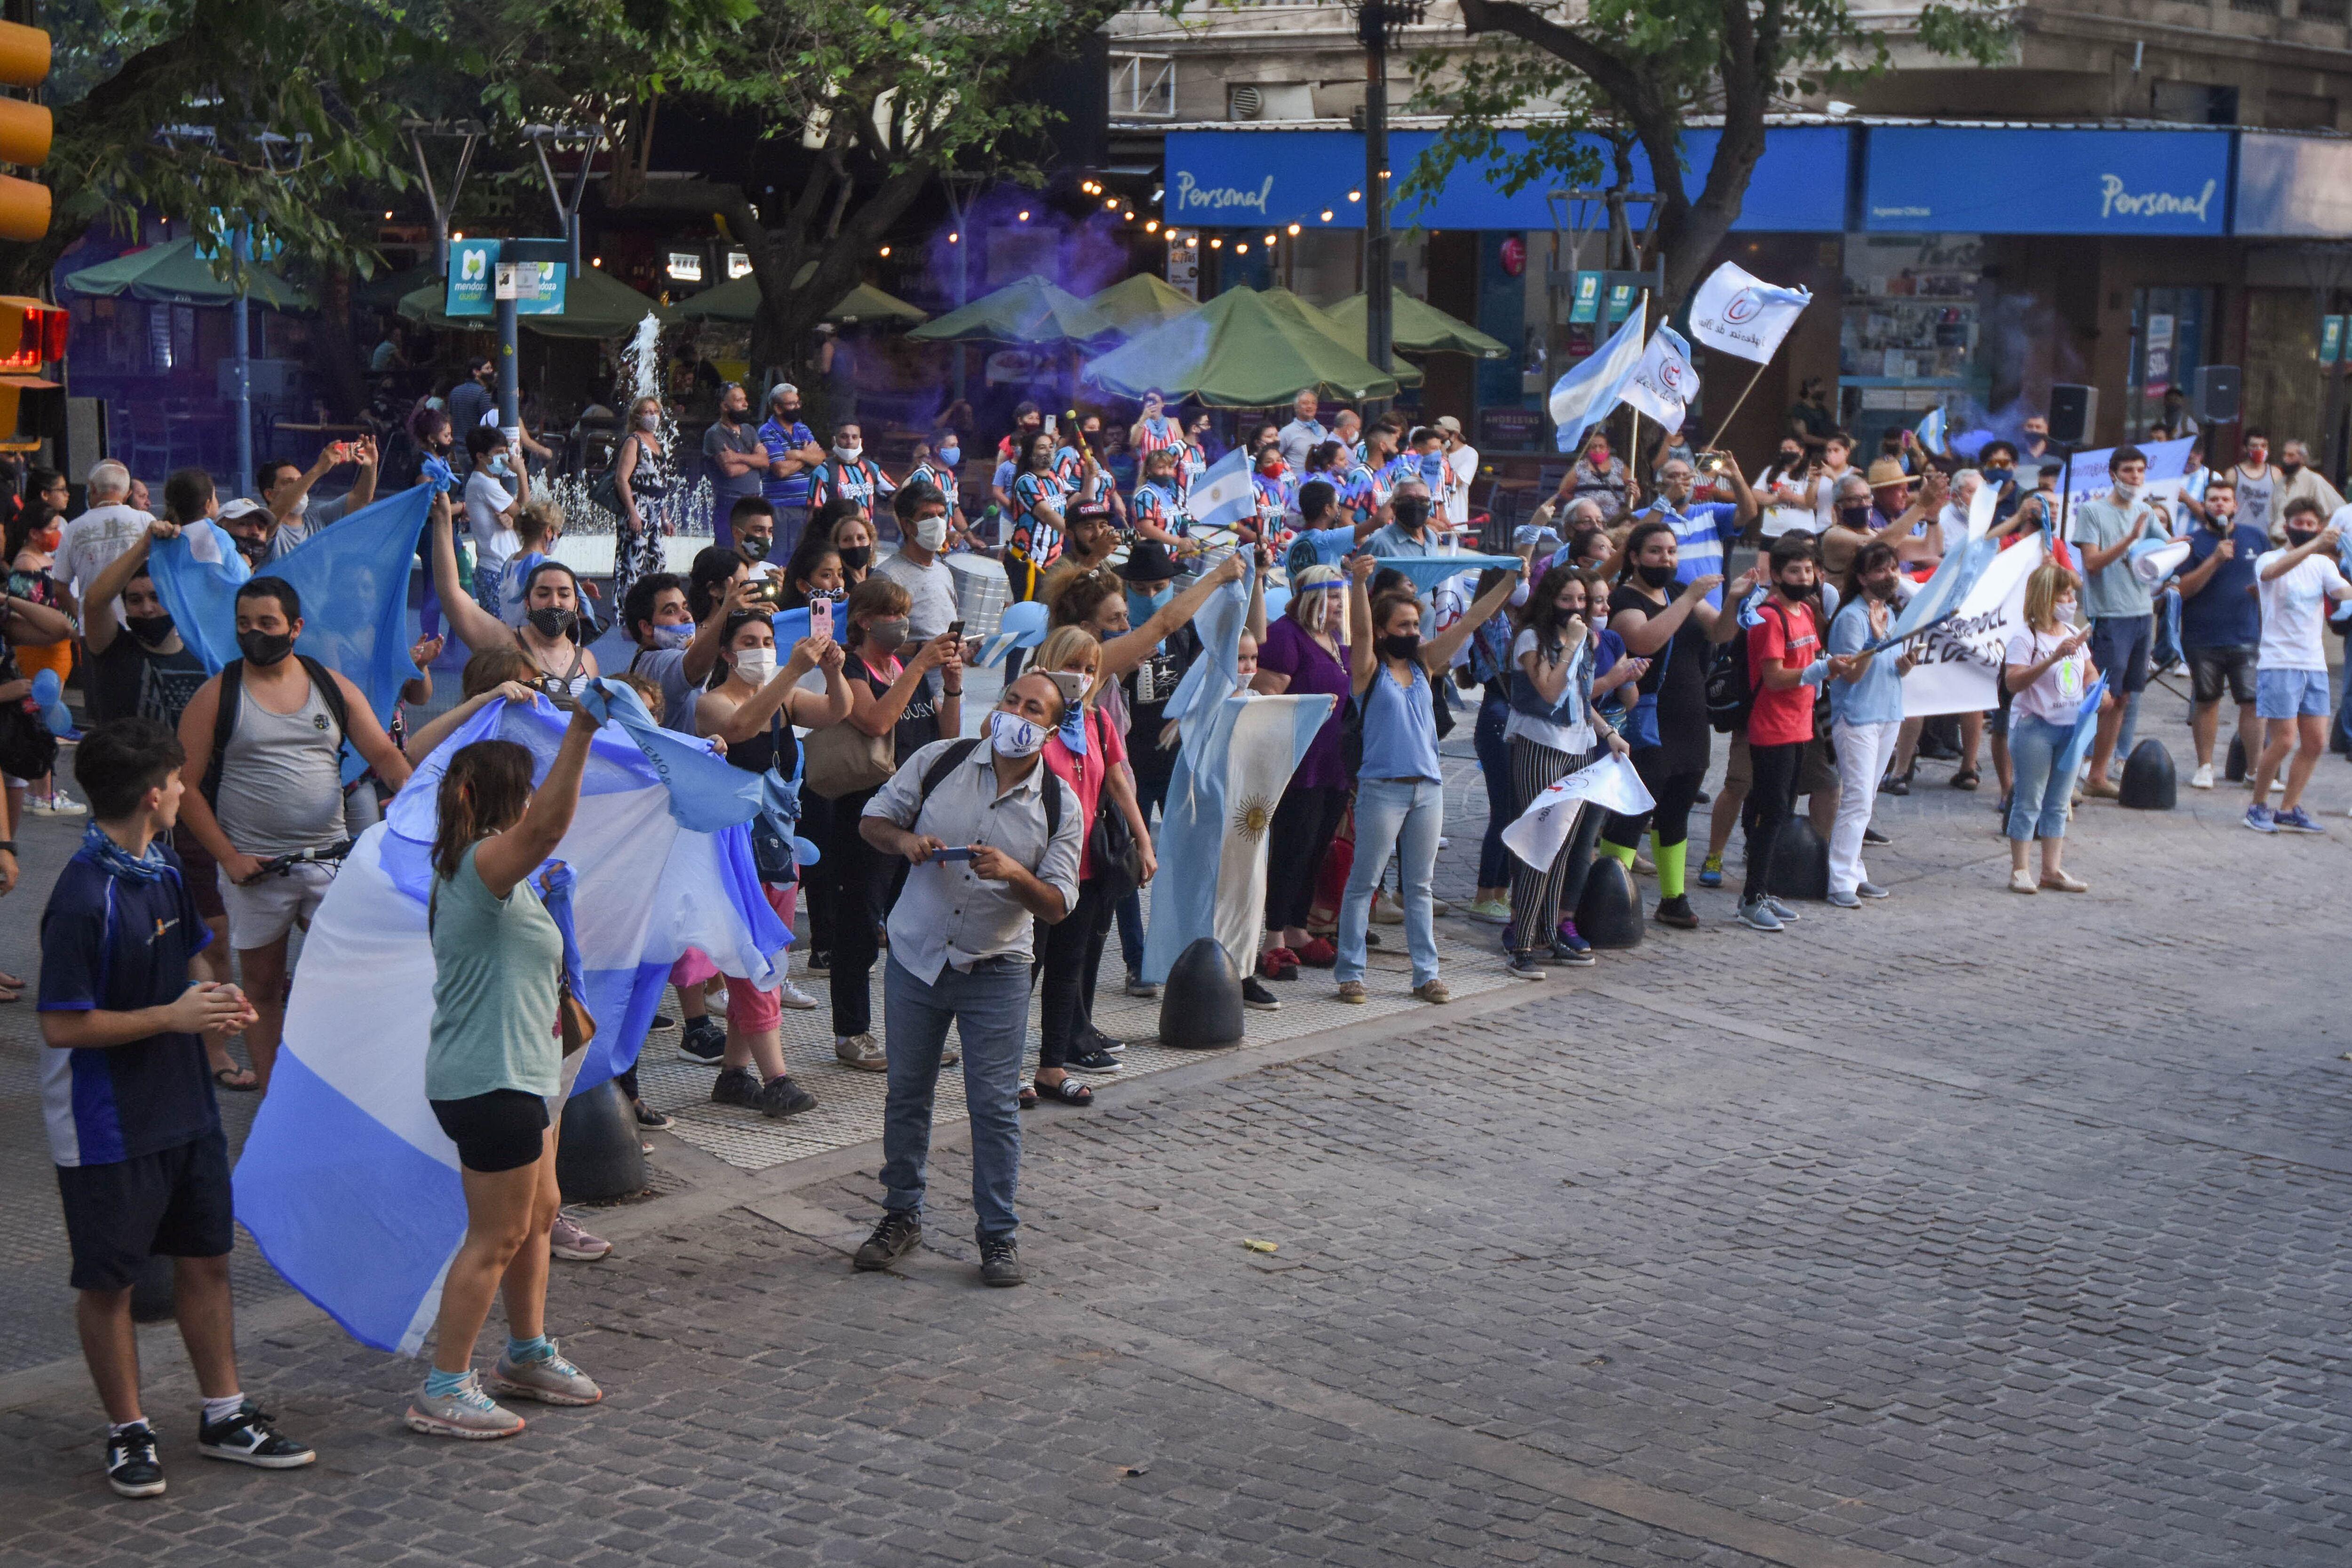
0,686,2347,1567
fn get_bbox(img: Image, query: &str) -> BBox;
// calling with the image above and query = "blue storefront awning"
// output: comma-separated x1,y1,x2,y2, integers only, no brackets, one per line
1161,126,1851,234
1862,127,2231,236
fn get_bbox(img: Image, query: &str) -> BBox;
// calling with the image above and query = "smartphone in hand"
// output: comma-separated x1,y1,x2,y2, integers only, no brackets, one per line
811,596,834,639
931,845,976,863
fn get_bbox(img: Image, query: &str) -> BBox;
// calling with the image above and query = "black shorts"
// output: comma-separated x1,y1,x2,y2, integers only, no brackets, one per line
2187,644,2259,706
56,1130,234,1291
2090,613,2153,696
430,1089,549,1174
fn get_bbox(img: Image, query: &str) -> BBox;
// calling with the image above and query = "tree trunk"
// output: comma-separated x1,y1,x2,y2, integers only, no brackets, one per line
313,263,366,418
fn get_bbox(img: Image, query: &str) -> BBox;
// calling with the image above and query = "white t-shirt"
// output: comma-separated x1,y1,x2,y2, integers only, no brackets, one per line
2003,626,2090,726
462,470,514,546
1503,627,1593,754
2254,550,2352,672
50,503,154,626
1444,444,1477,527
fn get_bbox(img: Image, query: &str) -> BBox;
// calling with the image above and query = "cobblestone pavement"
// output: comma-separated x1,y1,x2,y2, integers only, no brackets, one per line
1,682,2349,1566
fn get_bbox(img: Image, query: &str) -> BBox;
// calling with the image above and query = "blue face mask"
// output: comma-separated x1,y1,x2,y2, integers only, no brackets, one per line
651,623,693,650
937,444,960,467
1126,587,1171,628
1421,453,1446,488
488,455,514,478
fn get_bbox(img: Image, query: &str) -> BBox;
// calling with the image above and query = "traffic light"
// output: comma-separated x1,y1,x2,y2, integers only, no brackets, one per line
0,20,51,243
0,296,66,452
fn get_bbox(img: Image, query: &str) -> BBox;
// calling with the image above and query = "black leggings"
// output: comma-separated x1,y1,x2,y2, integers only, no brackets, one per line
823,785,891,1037
1599,745,1705,851
1263,783,1349,931
1742,741,1804,903
1037,876,1119,1069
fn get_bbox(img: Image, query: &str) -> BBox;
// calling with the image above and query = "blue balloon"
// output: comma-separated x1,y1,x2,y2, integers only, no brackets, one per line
997,599,1049,648
30,668,73,736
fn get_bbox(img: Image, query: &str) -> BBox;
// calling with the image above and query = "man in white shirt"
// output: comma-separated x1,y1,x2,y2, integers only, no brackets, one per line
50,459,153,626
2245,500,2351,835
1937,469,1980,559
1438,416,1477,532
875,481,967,705
460,427,522,594
1277,389,1328,475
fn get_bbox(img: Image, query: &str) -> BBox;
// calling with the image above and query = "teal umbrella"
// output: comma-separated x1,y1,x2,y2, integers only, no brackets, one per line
64,237,313,311
907,274,1114,345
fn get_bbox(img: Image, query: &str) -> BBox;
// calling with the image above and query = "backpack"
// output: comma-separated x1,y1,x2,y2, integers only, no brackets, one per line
201,654,350,805
1702,626,1755,735
913,738,1064,842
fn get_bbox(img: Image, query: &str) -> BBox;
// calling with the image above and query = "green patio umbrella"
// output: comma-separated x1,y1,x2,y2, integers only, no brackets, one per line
677,274,927,326
354,261,442,312
1257,287,1422,388
64,237,313,311
1088,273,1199,336
1081,286,1402,408
395,265,676,340
1324,292,1510,358
907,274,1114,345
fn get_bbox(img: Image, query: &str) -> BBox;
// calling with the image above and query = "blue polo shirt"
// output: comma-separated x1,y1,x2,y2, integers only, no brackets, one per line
758,417,816,507
2178,523,2267,650
38,846,216,1168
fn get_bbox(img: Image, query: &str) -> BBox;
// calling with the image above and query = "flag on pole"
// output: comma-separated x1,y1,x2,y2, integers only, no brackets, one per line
1367,554,1525,598
1187,446,1256,535
1687,262,1812,363
1621,324,1700,431
232,695,791,1356
1550,297,1647,454
2128,536,2192,588
148,485,433,783
1500,752,1655,872
1916,405,1948,457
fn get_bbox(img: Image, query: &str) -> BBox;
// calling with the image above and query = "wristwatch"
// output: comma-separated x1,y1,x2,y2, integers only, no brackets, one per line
0,840,18,854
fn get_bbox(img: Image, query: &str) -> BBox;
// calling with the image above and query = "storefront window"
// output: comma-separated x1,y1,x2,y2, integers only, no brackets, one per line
2127,287,2207,440
1838,233,1985,450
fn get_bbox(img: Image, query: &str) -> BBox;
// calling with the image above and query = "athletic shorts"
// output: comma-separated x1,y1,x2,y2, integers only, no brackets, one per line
171,823,226,921
56,1130,234,1291
219,860,334,950
2187,645,2258,706
2089,614,2153,696
430,1089,550,1174
2256,667,2332,721
1725,729,1836,795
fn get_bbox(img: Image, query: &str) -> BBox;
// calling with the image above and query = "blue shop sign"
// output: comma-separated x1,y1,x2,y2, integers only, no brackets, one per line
1863,127,2230,235
1161,126,1848,233
2234,132,2352,237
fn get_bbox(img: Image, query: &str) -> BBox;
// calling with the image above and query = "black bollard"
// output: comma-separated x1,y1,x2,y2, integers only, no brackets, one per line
2225,733,2248,782
1573,857,1644,949
556,1078,645,1204
1160,937,1244,1048
2119,738,2177,811
1768,817,1831,901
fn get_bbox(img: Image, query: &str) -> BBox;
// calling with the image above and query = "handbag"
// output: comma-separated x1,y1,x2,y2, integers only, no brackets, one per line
1624,629,1669,750
587,435,630,520
750,713,803,883
803,657,898,797
556,968,597,1056
0,692,57,782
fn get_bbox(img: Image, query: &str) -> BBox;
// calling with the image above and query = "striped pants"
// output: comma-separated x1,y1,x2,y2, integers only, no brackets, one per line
1502,736,1603,956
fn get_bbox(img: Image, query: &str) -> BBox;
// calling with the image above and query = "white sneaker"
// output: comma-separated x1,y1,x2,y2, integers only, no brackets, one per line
835,1033,887,1072
2190,763,2215,790
28,790,86,817
1370,891,1404,925
775,977,818,1010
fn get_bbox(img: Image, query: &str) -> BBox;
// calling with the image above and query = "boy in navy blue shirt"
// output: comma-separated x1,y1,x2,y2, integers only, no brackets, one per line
40,718,314,1497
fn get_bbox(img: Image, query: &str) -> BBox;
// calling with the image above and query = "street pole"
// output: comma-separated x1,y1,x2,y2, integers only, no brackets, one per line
496,292,520,433
1362,18,1391,380
232,223,254,501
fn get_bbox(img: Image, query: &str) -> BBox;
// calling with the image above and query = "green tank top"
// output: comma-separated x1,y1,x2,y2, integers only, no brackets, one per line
424,843,564,1101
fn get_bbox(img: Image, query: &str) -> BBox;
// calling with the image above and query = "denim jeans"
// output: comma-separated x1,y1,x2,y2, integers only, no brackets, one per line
1473,695,1514,890
2006,713,2074,842
878,953,1031,1238
1336,777,1444,987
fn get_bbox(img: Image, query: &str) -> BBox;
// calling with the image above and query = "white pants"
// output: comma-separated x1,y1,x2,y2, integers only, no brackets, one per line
1829,720,1902,897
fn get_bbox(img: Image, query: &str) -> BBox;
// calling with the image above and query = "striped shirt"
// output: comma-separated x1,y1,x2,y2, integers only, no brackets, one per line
809,457,897,514
1009,470,1069,565
1639,498,1741,610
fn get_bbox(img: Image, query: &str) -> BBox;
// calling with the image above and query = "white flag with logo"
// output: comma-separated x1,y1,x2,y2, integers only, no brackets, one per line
1901,534,2043,717
1688,261,1812,364
1620,325,1700,431
1501,752,1656,871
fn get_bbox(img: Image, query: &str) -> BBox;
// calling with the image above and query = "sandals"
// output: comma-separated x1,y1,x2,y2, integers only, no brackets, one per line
1032,1077,1093,1108
1950,768,1980,792
1295,937,1337,968
213,1066,259,1093
1018,1084,1039,1110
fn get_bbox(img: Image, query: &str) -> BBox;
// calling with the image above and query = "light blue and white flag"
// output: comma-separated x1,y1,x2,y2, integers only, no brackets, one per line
1620,324,1700,431
1372,554,1524,598
232,693,789,1355
2128,535,2192,588
1890,530,2001,644
1916,405,1948,457
973,599,1050,668
1502,752,1654,871
148,485,433,783
1551,297,1647,454
1187,446,1257,536
1687,261,1811,364
1139,690,1335,986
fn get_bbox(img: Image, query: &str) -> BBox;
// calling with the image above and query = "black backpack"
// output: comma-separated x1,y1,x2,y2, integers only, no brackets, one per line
914,738,1064,841
1702,629,1755,735
201,654,351,805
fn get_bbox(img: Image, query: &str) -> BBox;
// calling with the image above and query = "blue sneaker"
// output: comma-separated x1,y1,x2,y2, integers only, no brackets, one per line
2244,804,2279,834
1764,894,1801,922
1552,917,1592,956
1735,898,1784,933
2273,805,2324,834
1697,853,1724,888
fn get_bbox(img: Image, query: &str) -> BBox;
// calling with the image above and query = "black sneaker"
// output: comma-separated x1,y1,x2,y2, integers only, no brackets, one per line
197,1401,315,1469
758,1075,817,1118
977,1231,1025,1287
853,1210,922,1271
676,1017,725,1064
105,1422,166,1497
711,1066,762,1108
1065,1047,1122,1075
1862,826,1892,846
1653,894,1700,930
1241,977,1282,1012
632,1101,673,1130
1082,1029,1127,1054
652,1014,677,1031
806,949,832,976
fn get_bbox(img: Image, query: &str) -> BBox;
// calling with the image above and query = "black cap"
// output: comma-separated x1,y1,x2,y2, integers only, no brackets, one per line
1115,539,1180,583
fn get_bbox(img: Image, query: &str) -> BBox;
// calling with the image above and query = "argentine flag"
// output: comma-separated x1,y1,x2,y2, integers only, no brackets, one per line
232,692,790,1355
148,484,433,784
1915,405,1948,457
1550,297,1647,454
1187,446,1257,537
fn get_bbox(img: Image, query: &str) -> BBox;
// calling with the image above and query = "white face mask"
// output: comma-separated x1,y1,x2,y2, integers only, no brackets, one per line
733,647,776,685
636,413,660,432
288,491,310,519
912,514,948,551
2055,597,2081,627
989,709,1046,758
2113,481,2141,503
833,443,862,463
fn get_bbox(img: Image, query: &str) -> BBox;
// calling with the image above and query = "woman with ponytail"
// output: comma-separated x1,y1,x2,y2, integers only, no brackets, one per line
405,700,607,1441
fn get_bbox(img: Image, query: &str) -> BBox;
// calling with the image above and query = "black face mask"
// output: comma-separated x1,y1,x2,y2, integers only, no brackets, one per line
232,533,268,566
1635,562,1677,590
1378,631,1421,664
236,628,294,667
838,545,872,573
125,612,175,647
1779,451,1803,470
528,605,579,640
2285,527,2321,548
1838,503,1873,529
1392,499,1431,529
